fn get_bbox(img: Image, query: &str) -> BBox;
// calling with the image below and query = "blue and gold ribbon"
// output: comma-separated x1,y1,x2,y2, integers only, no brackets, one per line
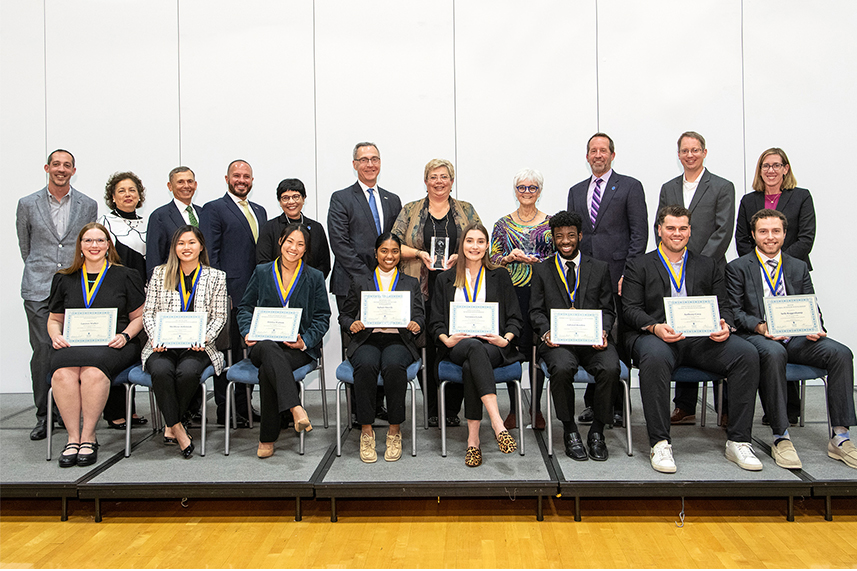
179,264,201,312
756,250,784,296
463,266,485,302
657,243,688,293
373,267,400,291
273,258,304,307
80,261,109,308
554,254,578,305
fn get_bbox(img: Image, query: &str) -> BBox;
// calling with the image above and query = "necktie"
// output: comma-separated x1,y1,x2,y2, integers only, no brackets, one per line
238,200,258,242
566,260,577,308
186,205,198,227
367,187,382,235
766,259,785,296
590,178,603,227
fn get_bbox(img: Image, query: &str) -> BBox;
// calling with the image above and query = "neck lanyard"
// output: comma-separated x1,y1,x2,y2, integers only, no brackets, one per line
657,243,688,293
463,266,485,302
374,267,400,291
81,260,109,308
756,251,784,296
554,255,578,305
179,264,201,312
273,258,303,306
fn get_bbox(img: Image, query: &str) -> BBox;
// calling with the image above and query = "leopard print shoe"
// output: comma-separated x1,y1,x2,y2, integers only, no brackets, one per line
496,430,517,454
465,446,482,467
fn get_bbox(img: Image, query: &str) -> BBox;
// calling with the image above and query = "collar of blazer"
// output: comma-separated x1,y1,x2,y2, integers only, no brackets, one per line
548,253,589,308
652,248,697,295
222,193,258,242
589,172,619,230
37,186,84,241
351,182,385,227
686,170,711,212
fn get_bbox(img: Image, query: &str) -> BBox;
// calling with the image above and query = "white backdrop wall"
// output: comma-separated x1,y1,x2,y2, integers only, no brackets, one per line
1,0,854,393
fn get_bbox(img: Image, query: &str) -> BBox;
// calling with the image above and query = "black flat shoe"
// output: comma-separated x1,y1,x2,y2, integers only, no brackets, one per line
107,419,127,430
131,416,148,426
446,416,461,427
577,407,594,424
58,443,80,468
564,431,588,461
76,442,99,467
428,416,439,428
587,432,609,461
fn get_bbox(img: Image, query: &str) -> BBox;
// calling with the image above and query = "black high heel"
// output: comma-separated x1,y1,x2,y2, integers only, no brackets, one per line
179,433,194,458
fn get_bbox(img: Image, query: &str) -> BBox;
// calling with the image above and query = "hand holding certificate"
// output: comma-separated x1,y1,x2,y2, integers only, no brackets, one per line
63,308,118,346
248,307,303,342
360,291,410,328
550,309,603,346
154,312,207,348
764,294,820,337
449,302,499,336
664,296,721,337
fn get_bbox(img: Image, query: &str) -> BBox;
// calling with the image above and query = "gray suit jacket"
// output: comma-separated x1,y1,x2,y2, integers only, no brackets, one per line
16,187,97,301
657,169,735,271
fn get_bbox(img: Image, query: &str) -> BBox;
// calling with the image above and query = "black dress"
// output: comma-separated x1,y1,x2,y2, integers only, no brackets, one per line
48,265,146,379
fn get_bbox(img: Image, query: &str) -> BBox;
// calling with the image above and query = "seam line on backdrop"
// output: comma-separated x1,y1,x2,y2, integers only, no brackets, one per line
595,0,600,131
739,0,747,196
452,0,458,199
42,0,47,159
176,0,183,164
312,0,319,218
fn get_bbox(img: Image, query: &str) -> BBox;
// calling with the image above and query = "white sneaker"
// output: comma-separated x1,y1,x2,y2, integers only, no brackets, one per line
725,440,763,471
650,440,676,473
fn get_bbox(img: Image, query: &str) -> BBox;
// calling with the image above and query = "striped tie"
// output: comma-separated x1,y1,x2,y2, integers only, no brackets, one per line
766,259,785,296
590,178,603,227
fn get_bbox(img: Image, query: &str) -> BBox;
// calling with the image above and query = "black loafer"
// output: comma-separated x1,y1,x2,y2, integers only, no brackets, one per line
446,416,461,427
76,442,99,467
564,431,588,461
587,432,609,461
577,407,594,424
58,443,80,468
428,416,439,428
30,419,48,441
107,419,127,430
612,411,624,428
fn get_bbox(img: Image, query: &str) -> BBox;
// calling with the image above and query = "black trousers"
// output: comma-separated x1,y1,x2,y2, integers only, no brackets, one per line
249,340,312,443
742,334,856,435
147,349,211,427
540,343,619,425
103,384,135,421
24,299,52,420
583,292,625,413
447,338,503,421
633,334,760,447
507,285,543,413
350,333,412,426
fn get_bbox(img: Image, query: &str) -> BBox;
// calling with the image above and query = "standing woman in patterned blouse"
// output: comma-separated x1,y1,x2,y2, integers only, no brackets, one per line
490,169,554,431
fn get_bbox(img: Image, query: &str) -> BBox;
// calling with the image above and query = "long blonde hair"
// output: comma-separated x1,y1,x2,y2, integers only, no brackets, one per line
162,225,210,290
453,222,497,288
59,223,122,275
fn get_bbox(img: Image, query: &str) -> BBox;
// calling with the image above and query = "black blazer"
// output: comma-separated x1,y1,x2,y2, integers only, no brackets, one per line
567,171,648,291
622,249,734,356
725,251,818,334
201,194,268,304
429,266,524,366
734,187,815,270
145,201,205,279
327,182,402,297
529,253,615,339
256,212,331,279
338,272,425,361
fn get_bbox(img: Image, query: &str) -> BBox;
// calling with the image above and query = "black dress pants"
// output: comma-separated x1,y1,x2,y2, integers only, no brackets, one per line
147,349,212,427
249,340,312,443
540,343,619,425
350,333,412,426
447,338,503,421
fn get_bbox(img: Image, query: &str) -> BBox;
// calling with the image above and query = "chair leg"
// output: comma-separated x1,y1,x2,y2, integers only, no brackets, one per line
46,388,54,461
531,346,538,430
546,378,553,457
299,381,306,455
410,380,417,457
335,381,344,457
620,378,633,457
200,383,207,457
225,381,234,456
421,349,428,429
514,380,524,456
440,381,448,457
319,362,329,429
124,383,133,457
821,377,833,438
700,381,708,427
246,384,253,429
800,379,806,428
716,380,724,426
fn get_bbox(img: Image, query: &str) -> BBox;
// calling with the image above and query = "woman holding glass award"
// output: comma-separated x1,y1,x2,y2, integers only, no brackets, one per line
339,232,425,463
392,158,481,427
430,222,524,467
237,223,330,459
142,225,228,459
490,168,554,431
47,223,146,467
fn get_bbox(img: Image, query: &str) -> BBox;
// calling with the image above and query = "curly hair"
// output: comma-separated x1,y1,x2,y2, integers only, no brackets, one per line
104,171,145,210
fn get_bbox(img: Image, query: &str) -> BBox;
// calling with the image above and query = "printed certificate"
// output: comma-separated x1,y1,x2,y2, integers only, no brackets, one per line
361,291,410,328
550,309,603,345
154,312,207,348
63,308,117,346
764,294,821,337
248,307,303,342
664,296,721,337
449,302,499,336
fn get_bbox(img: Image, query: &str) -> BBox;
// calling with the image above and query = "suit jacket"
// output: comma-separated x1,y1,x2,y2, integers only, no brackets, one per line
16,187,97,301
256,212,331,278
338,272,425,361
622,249,734,356
429,267,524,366
141,265,228,374
734,187,815,270
237,261,330,360
657,169,735,270
145,201,206,279
201,193,267,303
725,251,818,334
328,182,402,297
567,171,648,291
529,253,615,339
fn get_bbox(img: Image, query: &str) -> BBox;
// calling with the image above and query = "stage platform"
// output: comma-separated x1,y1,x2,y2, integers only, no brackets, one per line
1,385,854,522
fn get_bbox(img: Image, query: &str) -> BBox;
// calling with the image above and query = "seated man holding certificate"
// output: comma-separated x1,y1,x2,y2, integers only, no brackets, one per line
725,209,857,470
143,225,228,459
238,223,330,459
339,233,425,463
623,206,762,474
47,223,145,468
529,211,619,461
430,222,524,467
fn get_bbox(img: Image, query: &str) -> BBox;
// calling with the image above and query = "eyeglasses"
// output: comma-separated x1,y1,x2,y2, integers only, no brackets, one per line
82,238,107,246
679,148,704,156
279,194,303,203
355,157,381,165
761,162,784,171
515,185,540,194
427,174,451,182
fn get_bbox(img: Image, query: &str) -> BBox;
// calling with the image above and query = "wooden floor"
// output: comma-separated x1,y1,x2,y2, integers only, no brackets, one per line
1,496,855,568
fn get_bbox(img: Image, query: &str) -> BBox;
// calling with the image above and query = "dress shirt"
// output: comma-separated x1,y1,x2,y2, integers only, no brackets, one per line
173,197,200,225
227,191,259,231
454,266,488,302
682,167,705,207
47,188,72,236
586,169,613,212
756,248,786,297
358,180,385,231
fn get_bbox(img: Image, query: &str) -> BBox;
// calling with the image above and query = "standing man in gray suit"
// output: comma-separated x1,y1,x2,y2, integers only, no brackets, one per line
16,149,97,440
658,131,736,426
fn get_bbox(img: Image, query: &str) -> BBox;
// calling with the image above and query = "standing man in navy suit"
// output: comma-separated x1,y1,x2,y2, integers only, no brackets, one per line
145,166,205,279
567,133,647,425
201,160,267,425
658,131,736,426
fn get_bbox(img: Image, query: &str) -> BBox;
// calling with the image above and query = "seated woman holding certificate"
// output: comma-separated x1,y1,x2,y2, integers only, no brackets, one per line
339,232,425,463
47,223,145,468
142,225,228,459
430,222,524,467
238,223,330,459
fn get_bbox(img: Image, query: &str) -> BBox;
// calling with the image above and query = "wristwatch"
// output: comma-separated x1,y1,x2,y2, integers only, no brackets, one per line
120,332,131,342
